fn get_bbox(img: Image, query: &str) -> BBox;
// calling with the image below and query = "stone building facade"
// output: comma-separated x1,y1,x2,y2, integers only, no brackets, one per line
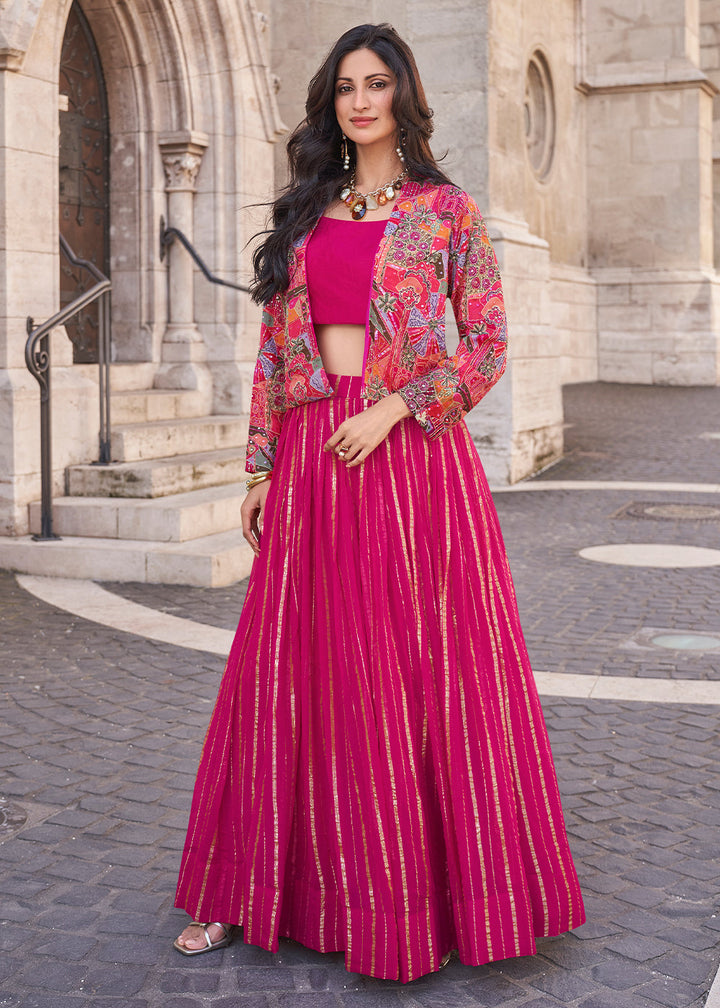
0,0,718,583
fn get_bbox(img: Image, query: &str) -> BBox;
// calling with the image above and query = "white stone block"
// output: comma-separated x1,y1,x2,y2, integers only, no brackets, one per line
208,361,247,415
29,498,120,539
3,148,57,253
650,294,714,331
561,357,598,384
112,415,249,463
510,423,563,483
146,529,254,586
109,269,143,343
0,536,148,582
598,303,654,332
631,126,700,164
653,350,718,384
50,366,99,470
627,26,677,62
4,74,57,157
510,325,557,361
511,358,563,431
236,360,257,415
588,127,632,168
599,331,674,355
5,251,56,331
111,389,208,425
67,448,247,499
115,485,246,542
599,351,653,383
596,284,633,306
110,364,158,391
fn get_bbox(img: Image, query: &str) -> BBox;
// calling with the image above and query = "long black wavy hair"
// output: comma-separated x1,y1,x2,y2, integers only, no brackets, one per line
250,23,453,305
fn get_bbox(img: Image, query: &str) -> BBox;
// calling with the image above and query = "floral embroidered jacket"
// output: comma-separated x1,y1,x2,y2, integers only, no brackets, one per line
246,179,508,473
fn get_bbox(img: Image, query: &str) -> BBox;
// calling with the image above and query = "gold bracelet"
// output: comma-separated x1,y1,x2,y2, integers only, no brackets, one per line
246,471,272,491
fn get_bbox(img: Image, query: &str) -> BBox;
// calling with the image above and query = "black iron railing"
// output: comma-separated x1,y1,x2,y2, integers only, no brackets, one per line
25,226,247,541
159,216,252,293
25,236,111,540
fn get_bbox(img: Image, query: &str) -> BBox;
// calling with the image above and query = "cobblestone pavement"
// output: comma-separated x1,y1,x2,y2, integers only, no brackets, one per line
2,382,720,1008
537,383,720,483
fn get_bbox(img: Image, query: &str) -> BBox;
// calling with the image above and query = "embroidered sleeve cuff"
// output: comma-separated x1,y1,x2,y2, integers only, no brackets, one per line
396,383,459,440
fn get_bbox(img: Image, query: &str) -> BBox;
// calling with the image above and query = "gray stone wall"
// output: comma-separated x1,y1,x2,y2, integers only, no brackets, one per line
582,0,719,386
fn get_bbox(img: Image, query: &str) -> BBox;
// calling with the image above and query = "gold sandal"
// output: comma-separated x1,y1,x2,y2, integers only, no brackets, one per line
173,921,233,956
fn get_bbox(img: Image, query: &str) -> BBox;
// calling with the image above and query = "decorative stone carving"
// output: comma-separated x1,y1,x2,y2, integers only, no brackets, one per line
159,131,209,193
241,0,287,141
161,151,204,192
524,50,555,181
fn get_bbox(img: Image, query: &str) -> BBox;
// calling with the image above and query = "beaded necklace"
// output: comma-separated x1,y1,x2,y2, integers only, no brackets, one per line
339,169,408,220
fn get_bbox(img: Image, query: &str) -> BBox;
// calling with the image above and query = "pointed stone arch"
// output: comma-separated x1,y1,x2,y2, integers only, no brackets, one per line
49,0,284,402
0,0,286,535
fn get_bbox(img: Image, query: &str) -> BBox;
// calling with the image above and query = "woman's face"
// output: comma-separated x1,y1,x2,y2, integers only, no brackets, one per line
334,48,398,151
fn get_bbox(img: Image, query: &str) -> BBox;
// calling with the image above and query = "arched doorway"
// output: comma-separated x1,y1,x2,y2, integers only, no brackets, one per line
58,0,110,364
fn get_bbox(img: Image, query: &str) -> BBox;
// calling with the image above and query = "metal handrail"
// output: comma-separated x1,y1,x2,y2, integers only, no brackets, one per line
25,222,247,542
56,236,113,467
159,216,251,293
25,237,112,540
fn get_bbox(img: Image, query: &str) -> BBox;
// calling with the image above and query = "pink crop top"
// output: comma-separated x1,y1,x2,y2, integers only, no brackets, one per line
306,217,387,325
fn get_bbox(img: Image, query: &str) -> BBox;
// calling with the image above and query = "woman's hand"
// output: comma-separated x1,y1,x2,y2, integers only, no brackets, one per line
241,480,272,557
323,393,411,467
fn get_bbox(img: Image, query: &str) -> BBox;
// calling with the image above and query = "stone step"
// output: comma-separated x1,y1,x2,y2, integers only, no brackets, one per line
67,447,247,499
0,528,254,587
109,362,157,391
29,485,246,543
111,388,208,425
111,414,248,463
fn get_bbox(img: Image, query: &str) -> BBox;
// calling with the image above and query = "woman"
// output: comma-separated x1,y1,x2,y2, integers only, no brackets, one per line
174,22,585,982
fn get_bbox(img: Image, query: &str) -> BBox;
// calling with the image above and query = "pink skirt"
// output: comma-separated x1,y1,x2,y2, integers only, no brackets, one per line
175,374,585,982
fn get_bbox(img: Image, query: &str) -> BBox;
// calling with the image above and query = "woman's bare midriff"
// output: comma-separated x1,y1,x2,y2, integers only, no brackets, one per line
315,323,366,377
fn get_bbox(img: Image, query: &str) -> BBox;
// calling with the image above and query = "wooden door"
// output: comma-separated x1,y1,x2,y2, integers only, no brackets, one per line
59,1,110,363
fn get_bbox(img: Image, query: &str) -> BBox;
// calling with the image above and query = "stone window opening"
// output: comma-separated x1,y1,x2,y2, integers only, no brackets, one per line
524,49,556,181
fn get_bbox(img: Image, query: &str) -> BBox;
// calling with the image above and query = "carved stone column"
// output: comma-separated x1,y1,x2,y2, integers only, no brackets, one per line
155,130,211,392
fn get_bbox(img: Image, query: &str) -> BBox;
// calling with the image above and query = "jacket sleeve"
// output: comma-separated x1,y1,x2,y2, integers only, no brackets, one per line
245,293,286,474
396,194,508,439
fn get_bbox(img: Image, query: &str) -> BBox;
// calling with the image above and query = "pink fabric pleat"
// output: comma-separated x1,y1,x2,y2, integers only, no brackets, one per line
175,374,585,982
